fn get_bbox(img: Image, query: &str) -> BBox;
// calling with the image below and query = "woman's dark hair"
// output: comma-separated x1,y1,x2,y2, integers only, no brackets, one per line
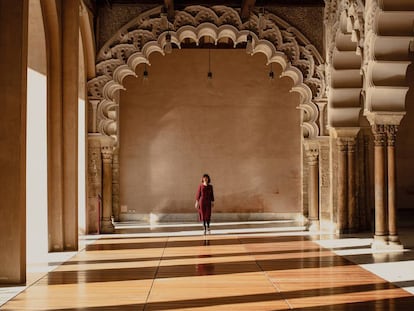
201,174,211,184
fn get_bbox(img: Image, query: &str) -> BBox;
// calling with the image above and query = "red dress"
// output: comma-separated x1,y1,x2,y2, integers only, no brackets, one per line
195,184,214,221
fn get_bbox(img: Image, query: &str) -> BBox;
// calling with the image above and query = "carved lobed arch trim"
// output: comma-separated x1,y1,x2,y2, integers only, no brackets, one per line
363,0,411,117
87,5,326,141
325,0,365,128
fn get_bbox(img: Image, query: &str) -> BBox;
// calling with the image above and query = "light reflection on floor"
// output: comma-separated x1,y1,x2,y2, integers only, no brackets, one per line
1,220,413,310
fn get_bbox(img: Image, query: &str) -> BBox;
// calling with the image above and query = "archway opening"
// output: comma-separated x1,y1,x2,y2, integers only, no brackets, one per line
26,0,48,266
119,48,302,222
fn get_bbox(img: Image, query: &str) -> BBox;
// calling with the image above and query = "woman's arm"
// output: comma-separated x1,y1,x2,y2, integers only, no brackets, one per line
195,184,201,208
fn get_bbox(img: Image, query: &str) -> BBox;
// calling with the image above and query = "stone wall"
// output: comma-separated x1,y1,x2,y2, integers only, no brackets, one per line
119,49,302,221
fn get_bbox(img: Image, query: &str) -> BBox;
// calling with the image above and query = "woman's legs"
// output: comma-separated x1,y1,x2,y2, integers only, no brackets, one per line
203,220,207,234
206,220,211,234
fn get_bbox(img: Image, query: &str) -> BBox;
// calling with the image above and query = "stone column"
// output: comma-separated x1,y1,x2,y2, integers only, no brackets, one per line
337,139,348,233
359,129,372,230
318,138,331,232
347,138,357,232
46,0,80,251
0,0,28,285
87,135,102,234
315,100,327,136
112,148,120,222
89,99,100,133
305,142,319,231
366,112,405,250
386,125,401,246
62,0,80,250
372,124,387,248
101,139,115,233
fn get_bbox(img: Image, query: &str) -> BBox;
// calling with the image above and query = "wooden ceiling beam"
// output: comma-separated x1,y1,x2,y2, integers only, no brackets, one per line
164,0,175,20
240,0,256,20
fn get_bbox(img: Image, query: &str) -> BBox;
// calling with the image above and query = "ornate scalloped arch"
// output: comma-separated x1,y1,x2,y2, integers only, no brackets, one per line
363,0,412,115
325,0,365,128
87,5,325,141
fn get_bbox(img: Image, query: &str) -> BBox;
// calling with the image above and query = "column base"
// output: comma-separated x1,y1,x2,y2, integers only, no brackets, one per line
388,235,404,250
371,235,404,250
307,220,320,232
100,219,115,234
371,235,388,250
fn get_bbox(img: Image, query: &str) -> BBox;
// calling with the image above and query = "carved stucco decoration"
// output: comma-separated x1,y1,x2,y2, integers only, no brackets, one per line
325,0,364,81
88,5,326,140
363,0,412,117
324,0,365,128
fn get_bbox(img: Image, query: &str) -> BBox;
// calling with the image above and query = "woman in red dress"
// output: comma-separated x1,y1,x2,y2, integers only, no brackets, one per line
195,174,215,234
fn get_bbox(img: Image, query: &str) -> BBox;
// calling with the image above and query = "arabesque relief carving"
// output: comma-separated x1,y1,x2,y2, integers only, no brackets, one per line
87,5,326,141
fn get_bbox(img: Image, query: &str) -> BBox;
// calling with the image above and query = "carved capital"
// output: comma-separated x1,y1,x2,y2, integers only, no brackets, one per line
306,148,319,166
347,137,357,153
337,138,348,152
386,124,399,147
304,139,320,165
101,145,113,163
372,124,386,147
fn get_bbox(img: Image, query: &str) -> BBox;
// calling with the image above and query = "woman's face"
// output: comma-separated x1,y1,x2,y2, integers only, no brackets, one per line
202,176,209,184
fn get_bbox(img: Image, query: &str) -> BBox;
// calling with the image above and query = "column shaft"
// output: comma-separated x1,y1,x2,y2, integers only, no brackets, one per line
87,136,102,234
112,149,120,222
101,144,115,233
347,140,357,232
62,0,80,250
309,161,319,221
45,0,80,251
337,140,348,232
386,125,400,244
373,125,387,242
0,0,28,284
44,0,64,251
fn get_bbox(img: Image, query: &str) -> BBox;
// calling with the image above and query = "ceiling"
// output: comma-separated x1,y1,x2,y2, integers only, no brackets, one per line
94,0,325,15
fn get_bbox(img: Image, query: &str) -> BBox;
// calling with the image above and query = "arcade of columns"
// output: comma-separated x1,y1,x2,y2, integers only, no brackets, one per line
87,0,413,253
0,0,413,284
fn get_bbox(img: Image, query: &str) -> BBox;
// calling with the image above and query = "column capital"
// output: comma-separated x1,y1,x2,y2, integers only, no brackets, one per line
304,139,319,164
306,149,319,165
314,98,327,109
88,98,100,108
101,146,113,162
347,139,356,152
87,134,114,163
329,127,360,138
336,137,357,152
371,124,386,147
385,124,399,147
365,111,405,127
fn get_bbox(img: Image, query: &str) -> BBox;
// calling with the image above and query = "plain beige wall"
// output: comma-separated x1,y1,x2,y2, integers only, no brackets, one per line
119,49,302,219
396,66,414,210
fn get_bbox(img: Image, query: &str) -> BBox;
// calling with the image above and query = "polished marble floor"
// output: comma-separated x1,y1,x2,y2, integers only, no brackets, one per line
1,220,414,310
